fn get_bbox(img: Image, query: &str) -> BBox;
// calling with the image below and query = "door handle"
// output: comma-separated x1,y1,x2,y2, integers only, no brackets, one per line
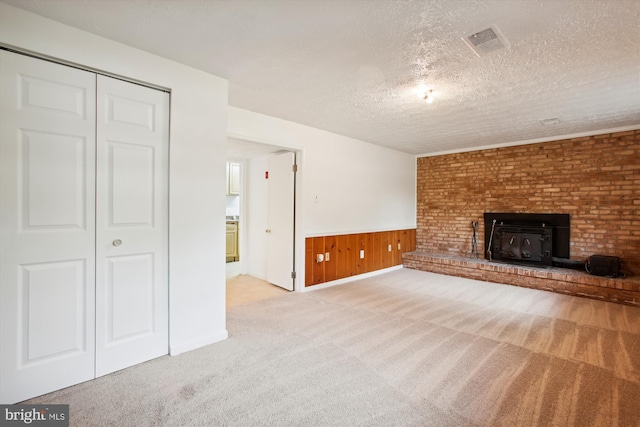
112,239,123,246
265,229,271,233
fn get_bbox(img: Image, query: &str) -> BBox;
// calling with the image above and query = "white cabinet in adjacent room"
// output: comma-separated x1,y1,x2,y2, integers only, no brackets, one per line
226,162,241,195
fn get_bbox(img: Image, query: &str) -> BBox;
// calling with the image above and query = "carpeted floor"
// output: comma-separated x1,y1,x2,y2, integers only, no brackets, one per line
226,274,289,308
25,268,640,426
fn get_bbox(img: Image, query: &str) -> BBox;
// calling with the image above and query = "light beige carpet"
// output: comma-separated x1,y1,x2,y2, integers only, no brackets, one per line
226,274,289,309
25,269,640,426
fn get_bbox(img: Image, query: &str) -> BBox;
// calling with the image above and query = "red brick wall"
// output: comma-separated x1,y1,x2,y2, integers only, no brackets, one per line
416,129,640,275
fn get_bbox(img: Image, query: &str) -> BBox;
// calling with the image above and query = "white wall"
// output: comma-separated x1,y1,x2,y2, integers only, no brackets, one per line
0,4,229,354
229,107,416,286
226,195,240,216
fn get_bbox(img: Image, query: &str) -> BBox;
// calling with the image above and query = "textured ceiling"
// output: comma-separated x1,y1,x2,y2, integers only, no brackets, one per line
5,0,639,155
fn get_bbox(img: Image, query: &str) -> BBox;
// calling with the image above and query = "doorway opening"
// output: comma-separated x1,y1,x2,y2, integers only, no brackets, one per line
225,138,301,303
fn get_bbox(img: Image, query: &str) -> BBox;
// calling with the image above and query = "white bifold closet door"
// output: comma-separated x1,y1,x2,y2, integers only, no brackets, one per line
95,69,169,377
0,50,169,404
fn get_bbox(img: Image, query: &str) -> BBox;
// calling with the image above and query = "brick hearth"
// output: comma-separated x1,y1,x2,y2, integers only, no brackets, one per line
403,251,640,306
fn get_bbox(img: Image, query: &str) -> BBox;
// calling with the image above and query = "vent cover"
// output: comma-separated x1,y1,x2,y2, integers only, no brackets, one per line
463,25,508,56
539,117,561,126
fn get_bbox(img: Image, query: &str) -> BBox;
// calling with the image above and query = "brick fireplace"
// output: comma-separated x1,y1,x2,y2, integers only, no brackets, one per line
404,129,640,305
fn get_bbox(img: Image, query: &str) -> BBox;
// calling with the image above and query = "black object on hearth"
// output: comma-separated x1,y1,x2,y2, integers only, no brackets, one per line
585,255,622,277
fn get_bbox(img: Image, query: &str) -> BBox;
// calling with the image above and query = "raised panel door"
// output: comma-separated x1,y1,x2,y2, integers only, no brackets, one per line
266,152,295,291
95,75,169,377
0,51,97,403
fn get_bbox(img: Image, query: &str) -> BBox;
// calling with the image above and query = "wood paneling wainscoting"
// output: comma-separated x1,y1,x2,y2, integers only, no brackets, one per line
305,229,416,287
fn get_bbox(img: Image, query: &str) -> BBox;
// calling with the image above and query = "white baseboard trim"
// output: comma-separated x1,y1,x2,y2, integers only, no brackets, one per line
169,330,229,356
301,265,404,292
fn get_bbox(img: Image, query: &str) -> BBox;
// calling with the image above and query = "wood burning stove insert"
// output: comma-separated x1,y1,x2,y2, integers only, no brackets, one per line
493,224,553,265
484,213,570,267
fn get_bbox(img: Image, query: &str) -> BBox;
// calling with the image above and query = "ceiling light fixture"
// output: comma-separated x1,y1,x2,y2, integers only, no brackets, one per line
417,89,435,104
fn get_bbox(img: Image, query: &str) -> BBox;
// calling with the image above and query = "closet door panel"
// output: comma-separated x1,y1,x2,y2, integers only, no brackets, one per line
20,131,87,229
22,260,87,359
0,51,96,404
109,142,154,225
95,75,169,377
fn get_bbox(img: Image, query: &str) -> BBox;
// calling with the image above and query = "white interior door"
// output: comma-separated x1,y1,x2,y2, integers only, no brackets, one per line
95,75,169,377
0,51,97,403
266,152,296,291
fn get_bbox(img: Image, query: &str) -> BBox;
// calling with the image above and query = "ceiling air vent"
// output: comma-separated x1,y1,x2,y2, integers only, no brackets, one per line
463,25,508,56
539,117,561,126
